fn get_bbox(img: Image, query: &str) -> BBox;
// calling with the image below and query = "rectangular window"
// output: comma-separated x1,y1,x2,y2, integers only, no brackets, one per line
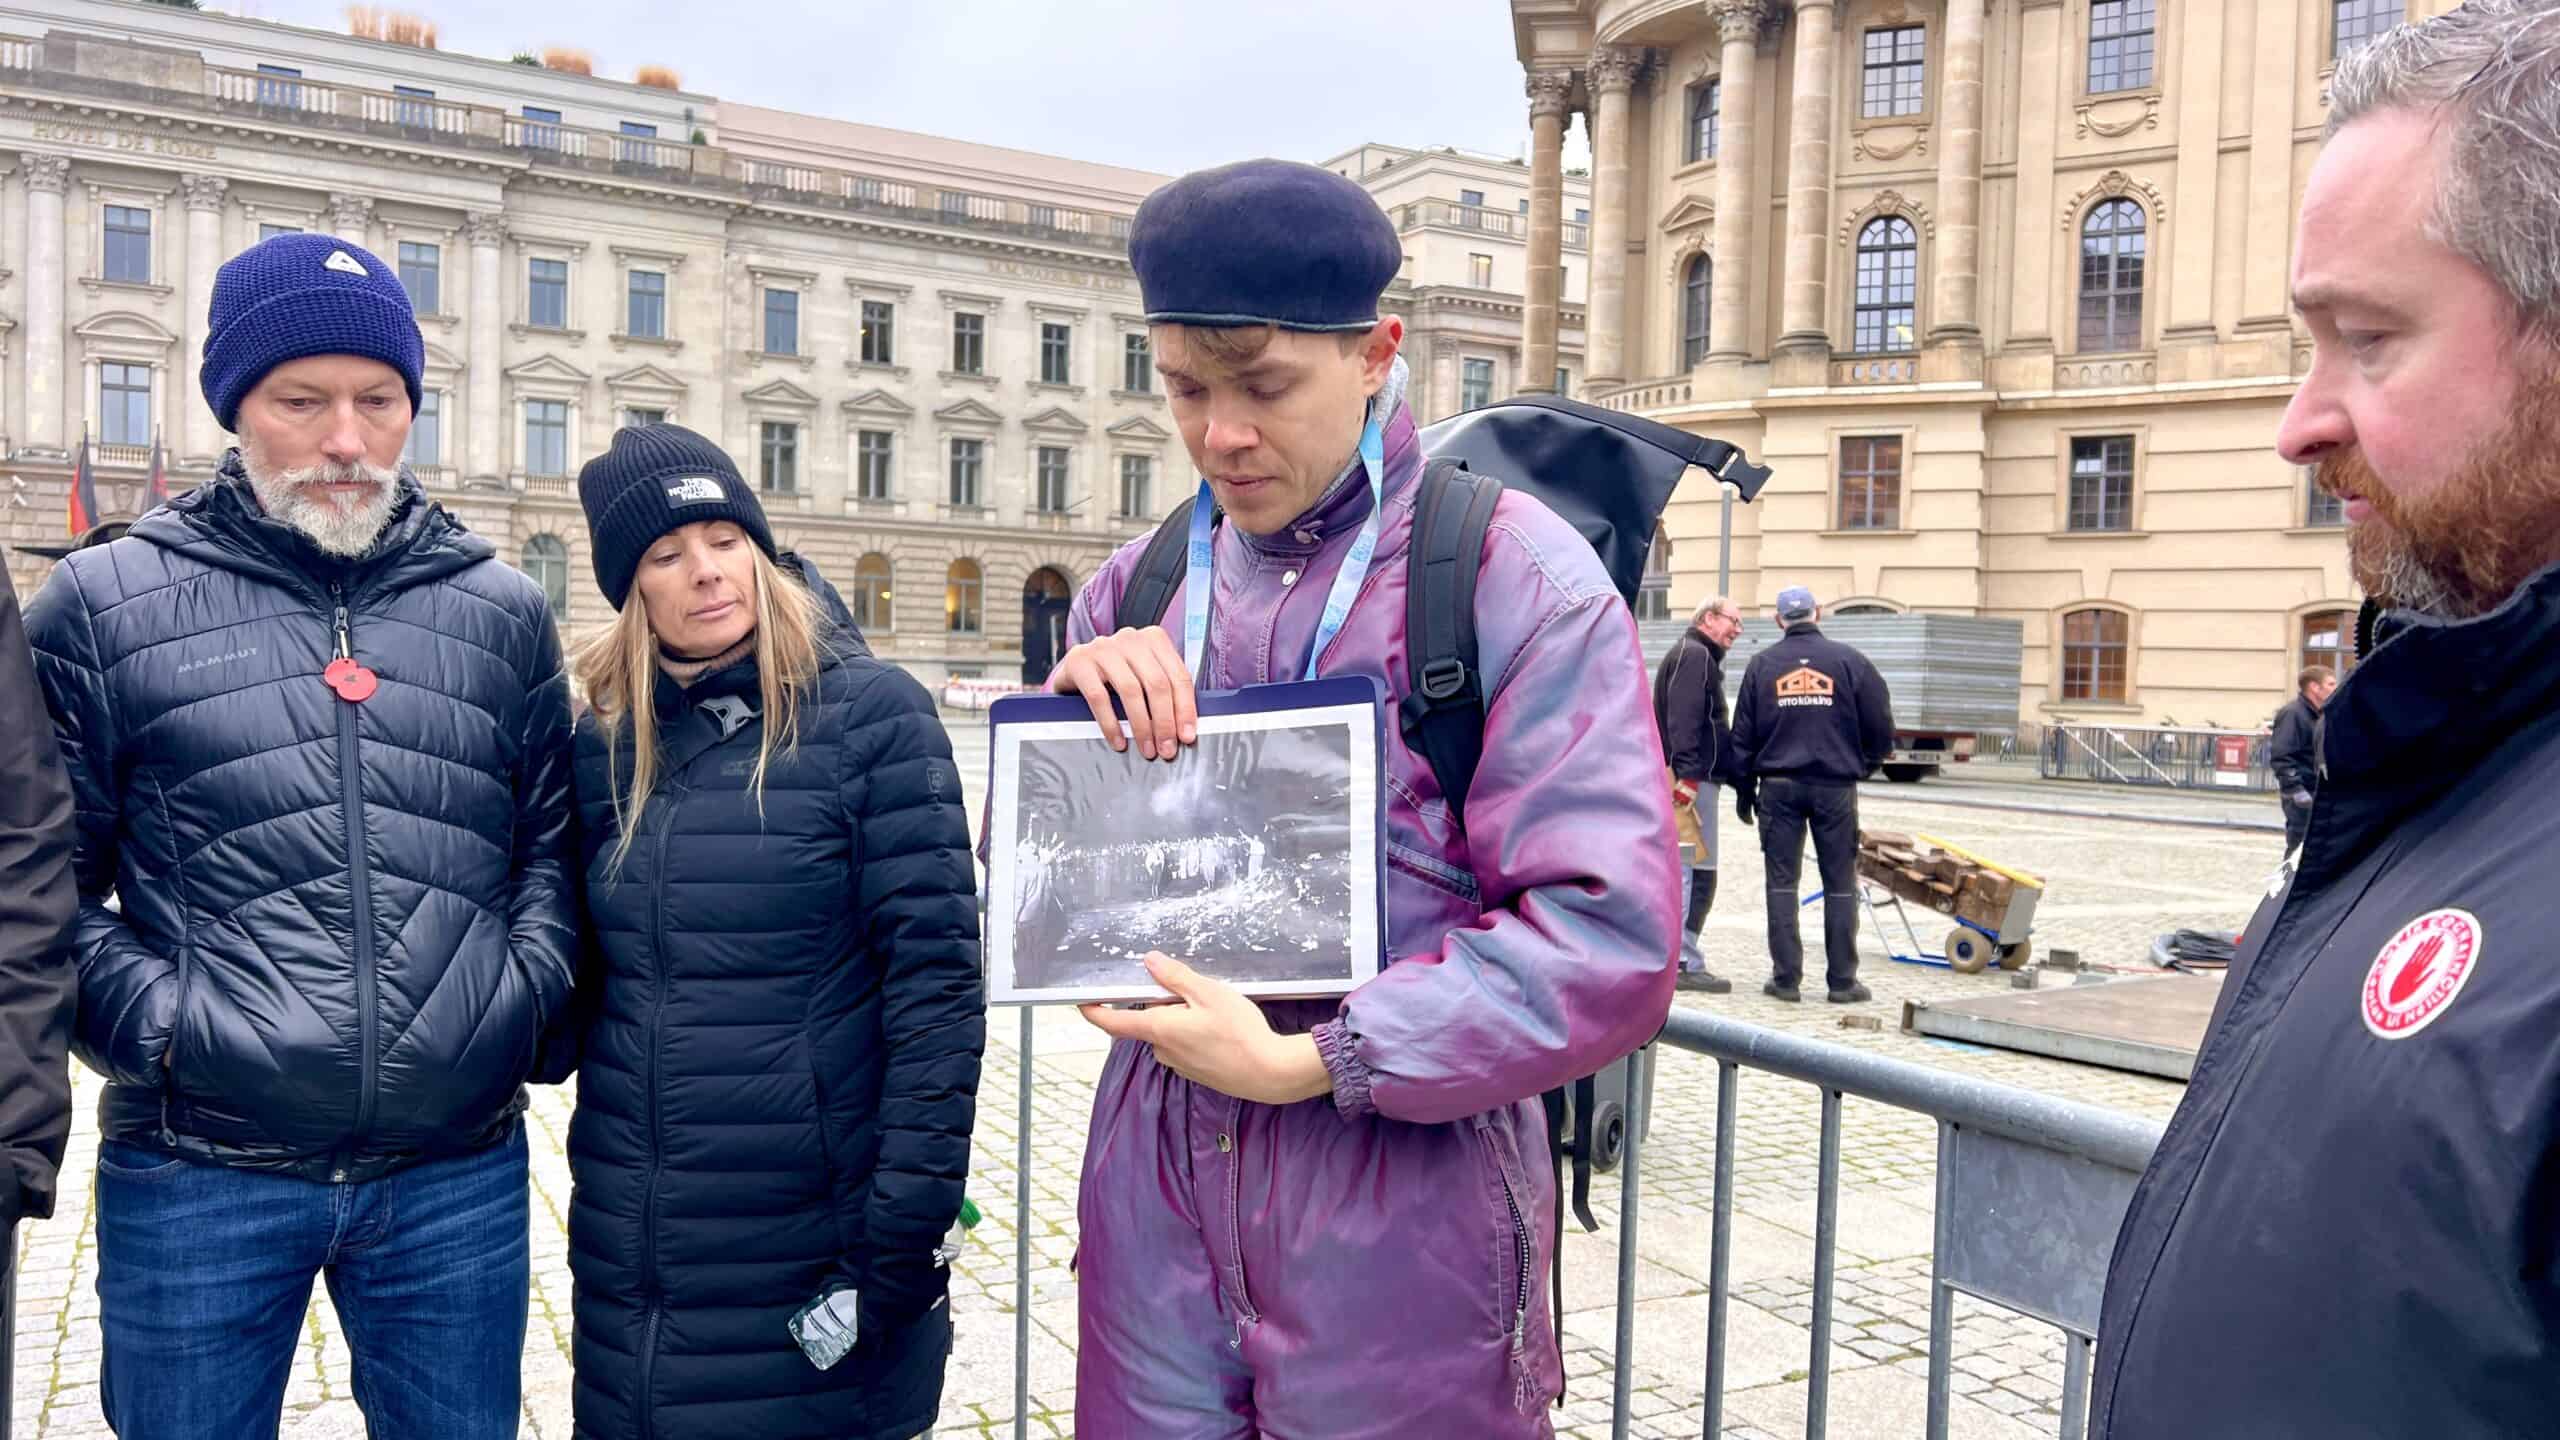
949,437,984,506
760,421,798,493
2305,468,2346,527
617,119,658,164
947,564,982,635
763,288,799,356
860,301,896,365
952,312,985,374
259,222,300,241
2067,436,2137,532
1028,203,1057,230
1040,322,1072,385
391,83,436,129
1460,188,1485,208
255,62,302,108
1460,357,1494,411
626,269,666,340
1837,436,1904,530
856,430,895,500
2334,0,2399,58
1861,26,1927,118
525,399,569,477
2061,609,2130,702
403,390,443,466
1469,253,1493,289
397,241,441,314
1689,80,1721,163
1119,454,1153,517
1122,332,1153,393
521,104,563,151
1555,367,1571,396
622,407,666,429
1036,446,1071,513
103,205,151,284
1574,207,1590,225
529,258,569,330
2089,0,2157,93
100,362,151,446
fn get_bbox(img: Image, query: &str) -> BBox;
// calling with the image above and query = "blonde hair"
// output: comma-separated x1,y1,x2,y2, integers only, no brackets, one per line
571,544,826,872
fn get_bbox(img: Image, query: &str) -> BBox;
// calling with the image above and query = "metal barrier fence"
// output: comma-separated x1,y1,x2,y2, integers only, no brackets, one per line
2037,723,2277,794
999,1005,2165,1439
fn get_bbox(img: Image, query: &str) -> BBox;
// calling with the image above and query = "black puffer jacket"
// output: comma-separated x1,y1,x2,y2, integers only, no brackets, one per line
23,460,577,1181
566,561,982,1440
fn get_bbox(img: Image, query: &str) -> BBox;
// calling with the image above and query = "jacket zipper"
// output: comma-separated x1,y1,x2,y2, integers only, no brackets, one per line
332,587,379,1183
1487,1123,1535,1411
637,782,680,1439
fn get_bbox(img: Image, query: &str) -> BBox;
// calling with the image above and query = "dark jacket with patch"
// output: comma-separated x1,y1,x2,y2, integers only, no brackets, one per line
1729,622,1894,785
24,461,576,1182
2093,571,2560,1436
1652,625,1733,784
565,560,982,1440
2269,694,2321,799
0,583,76,1226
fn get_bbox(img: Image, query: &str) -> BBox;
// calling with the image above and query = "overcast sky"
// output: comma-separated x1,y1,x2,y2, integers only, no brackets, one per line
227,0,1591,179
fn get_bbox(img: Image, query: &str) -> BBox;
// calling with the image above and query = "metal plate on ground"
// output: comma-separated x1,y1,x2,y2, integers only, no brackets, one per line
1901,974,2223,1080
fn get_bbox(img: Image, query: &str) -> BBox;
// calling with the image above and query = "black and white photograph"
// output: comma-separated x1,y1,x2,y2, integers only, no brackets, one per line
986,688,1385,1005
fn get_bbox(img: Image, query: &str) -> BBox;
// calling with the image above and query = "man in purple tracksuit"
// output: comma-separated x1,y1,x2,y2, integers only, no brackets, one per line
1049,159,1680,1437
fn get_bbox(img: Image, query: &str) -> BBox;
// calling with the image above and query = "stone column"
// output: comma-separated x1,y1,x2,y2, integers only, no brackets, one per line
2166,0,2227,339
1522,68,1576,396
1431,336,1461,422
1776,0,1838,358
327,193,374,249
1927,0,1988,344
1705,0,1767,362
2008,0,2065,347
1583,46,1644,389
464,211,506,482
22,154,68,456
2241,0,2301,326
179,175,229,459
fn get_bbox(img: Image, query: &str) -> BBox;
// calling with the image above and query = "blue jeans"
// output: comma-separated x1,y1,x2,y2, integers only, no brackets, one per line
96,1128,530,1440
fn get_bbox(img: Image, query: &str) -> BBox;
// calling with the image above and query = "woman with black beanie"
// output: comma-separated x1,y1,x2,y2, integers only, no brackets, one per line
559,422,982,1440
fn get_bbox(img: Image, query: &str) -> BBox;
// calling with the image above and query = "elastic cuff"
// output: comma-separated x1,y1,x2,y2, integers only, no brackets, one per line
1311,1020,1377,1120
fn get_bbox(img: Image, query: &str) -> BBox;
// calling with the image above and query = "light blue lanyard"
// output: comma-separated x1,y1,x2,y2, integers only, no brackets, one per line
1180,412,1388,683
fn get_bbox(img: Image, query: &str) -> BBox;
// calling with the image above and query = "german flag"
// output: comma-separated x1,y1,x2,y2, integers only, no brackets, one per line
66,429,99,538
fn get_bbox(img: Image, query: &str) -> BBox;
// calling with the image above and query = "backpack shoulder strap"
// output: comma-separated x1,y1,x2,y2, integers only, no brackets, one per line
1398,459,1504,826
1114,498,1198,633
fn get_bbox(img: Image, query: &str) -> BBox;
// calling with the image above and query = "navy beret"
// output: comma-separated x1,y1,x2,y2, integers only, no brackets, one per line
1129,159,1401,332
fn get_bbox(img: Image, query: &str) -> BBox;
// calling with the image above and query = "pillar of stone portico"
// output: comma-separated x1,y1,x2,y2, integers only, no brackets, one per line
1777,0,1838,357
328,193,375,249
179,175,230,460
464,211,506,482
22,154,68,455
1927,0,1988,344
1430,336,1461,423
1523,68,1575,396
1704,0,1766,363
1584,46,1644,389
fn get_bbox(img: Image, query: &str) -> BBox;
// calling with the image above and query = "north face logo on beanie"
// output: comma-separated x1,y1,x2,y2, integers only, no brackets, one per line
666,477,725,504
324,250,369,277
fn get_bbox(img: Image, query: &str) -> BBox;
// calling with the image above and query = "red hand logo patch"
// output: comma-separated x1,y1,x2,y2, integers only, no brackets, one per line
2362,910,2481,1040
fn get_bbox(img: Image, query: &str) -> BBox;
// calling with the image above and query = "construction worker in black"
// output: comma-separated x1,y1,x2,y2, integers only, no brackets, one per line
1730,588,1895,1003
2269,664,2336,855
1652,595,1744,994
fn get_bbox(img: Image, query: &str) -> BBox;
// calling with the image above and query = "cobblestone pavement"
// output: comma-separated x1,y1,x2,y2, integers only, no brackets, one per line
9,718,2283,1439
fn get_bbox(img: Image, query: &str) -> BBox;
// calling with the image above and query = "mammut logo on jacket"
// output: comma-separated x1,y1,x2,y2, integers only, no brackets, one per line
1775,665,1835,708
666,476,725,505
176,647,258,675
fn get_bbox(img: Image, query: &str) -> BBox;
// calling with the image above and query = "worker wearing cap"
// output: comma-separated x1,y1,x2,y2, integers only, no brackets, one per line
1730,588,1895,1003
1047,158,1679,1436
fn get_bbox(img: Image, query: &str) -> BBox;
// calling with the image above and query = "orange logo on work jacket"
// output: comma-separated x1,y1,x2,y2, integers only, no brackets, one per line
1775,665,1836,709
2361,908,2483,1040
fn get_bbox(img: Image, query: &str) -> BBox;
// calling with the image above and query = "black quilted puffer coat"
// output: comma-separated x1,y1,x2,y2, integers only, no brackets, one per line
23,459,578,1182
565,561,983,1440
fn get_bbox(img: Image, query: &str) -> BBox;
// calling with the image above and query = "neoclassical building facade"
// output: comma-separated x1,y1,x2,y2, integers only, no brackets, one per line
1513,0,2446,727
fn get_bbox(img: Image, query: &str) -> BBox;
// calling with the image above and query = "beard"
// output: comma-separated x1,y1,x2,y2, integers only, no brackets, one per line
240,439,402,559
2317,379,2560,620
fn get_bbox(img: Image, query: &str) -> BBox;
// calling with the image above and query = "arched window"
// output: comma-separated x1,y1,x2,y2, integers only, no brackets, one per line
1637,529,1672,622
2301,607,2357,679
2079,199,2147,353
1688,80,1721,164
521,533,569,616
1852,217,1919,354
945,558,983,636
1682,255,1712,369
2059,607,2132,703
852,552,893,633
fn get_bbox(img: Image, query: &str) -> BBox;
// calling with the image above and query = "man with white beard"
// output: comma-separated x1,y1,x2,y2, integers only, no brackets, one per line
24,233,577,1439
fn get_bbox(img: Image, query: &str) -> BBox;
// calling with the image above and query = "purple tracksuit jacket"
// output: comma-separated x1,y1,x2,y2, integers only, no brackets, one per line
1066,368,1681,1438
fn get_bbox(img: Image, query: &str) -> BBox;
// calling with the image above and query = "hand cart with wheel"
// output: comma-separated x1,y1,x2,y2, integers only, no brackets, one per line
1834,830,2044,974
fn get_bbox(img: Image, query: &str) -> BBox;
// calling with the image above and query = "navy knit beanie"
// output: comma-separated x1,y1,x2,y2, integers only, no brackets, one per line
577,424,779,610
200,234,425,433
